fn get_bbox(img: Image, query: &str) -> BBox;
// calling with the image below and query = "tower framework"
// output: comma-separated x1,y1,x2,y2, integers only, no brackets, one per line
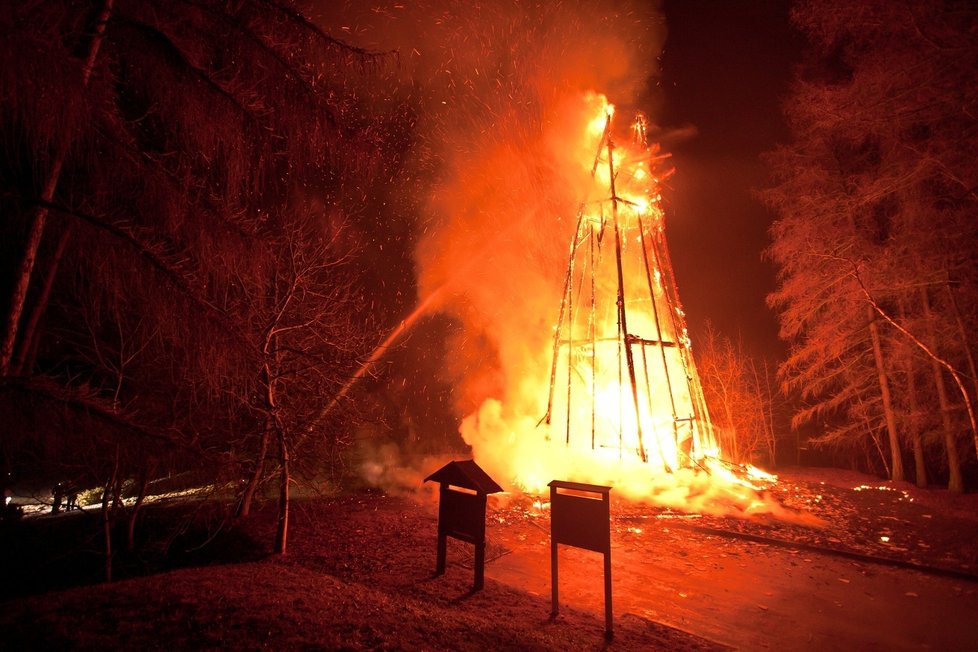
542,108,717,472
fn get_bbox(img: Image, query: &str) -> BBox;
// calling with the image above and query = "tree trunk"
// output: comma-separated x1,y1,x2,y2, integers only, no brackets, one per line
930,358,963,493
1,188,58,376
238,426,270,517
868,428,889,477
898,295,927,488
905,355,928,488
127,463,152,553
101,449,120,583
274,428,289,554
0,0,113,376
752,358,777,466
921,288,963,493
111,472,124,512
868,311,904,482
11,226,72,376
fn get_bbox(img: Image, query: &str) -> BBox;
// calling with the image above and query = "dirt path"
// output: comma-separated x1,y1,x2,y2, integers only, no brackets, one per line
484,516,978,651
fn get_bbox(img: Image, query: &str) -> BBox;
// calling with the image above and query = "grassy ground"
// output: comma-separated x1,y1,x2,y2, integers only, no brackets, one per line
2,468,976,650
0,492,721,651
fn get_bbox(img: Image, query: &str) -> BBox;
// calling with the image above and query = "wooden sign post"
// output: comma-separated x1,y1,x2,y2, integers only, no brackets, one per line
424,460,503,591
548,480,613,639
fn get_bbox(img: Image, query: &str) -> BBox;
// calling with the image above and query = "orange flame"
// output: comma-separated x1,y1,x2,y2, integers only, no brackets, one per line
460,94,716,497
438,93,808,523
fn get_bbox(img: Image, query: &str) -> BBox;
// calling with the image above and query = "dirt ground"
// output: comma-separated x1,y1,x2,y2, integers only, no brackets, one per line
478,466,978,651
284,466,978,651
485,500,978,651
2,467,977,650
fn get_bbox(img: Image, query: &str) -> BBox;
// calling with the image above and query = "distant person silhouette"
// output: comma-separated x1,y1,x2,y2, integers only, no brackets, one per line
52,482,64,513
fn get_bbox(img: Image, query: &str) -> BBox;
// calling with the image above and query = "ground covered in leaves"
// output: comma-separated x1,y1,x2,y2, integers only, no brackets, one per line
685,466,978,576
1,467,977,650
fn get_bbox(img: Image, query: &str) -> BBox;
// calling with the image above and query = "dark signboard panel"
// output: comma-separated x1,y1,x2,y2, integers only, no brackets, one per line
549,480,613,639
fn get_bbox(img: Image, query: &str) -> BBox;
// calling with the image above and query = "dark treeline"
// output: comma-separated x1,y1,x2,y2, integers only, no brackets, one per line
0,0,421,564
763,0,978,490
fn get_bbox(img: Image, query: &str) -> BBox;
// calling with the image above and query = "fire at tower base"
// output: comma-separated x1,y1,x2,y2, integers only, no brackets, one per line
454,95,795,516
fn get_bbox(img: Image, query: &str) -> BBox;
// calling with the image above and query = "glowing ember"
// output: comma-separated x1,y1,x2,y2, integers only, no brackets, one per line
852,485,914,502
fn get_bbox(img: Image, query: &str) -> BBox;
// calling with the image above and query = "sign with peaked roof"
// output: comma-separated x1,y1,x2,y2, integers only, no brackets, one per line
424,460,502,591
425,459,503,495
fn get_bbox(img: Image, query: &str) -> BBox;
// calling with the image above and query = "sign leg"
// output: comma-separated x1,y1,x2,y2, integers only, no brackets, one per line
604,550,613,639
551,540,559,619
436,532,446,576
474,540,485,591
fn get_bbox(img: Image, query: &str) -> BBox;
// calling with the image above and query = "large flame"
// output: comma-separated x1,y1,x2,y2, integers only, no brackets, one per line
458,94,719,502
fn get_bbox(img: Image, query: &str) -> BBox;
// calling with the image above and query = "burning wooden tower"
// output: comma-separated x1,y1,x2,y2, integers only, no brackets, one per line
541,105,717,472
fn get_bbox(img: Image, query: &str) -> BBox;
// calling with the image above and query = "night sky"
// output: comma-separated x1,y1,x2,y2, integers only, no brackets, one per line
657,0,801,360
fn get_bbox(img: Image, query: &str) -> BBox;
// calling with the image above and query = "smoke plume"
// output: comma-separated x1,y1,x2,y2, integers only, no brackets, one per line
322,0,666,476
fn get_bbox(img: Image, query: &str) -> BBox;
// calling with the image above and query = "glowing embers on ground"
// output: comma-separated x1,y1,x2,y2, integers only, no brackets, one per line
541,96,717,477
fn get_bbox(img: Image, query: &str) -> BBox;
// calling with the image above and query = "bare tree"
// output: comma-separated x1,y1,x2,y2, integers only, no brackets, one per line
696,324,776,466
232,219,372,553
1,0,395,559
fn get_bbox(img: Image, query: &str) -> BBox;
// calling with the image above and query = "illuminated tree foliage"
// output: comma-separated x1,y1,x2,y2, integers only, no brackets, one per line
0,0,401,555
764,0,978,489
